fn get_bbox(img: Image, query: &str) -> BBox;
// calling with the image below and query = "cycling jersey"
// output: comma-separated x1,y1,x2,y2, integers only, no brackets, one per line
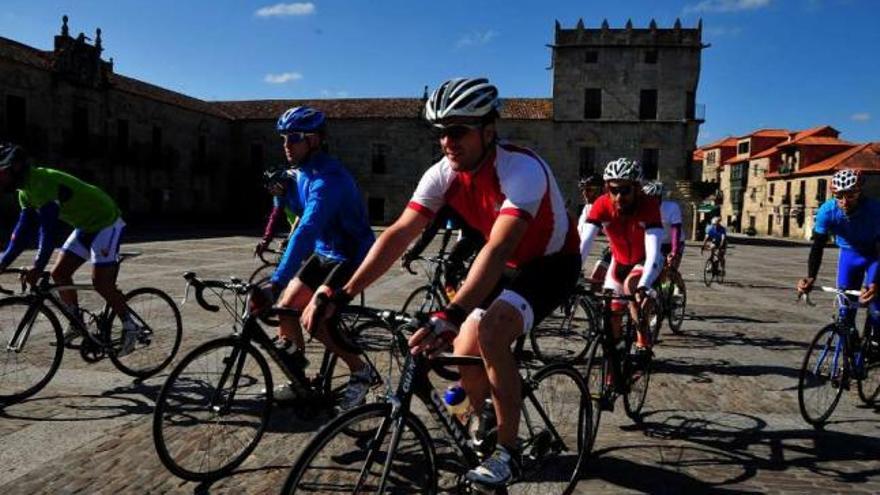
586,194,663,265
271,152,375,287
705,224,727,244
577,202,595,262
814,197,880,255
659,200,684,245
1,167,121,271
19,167,119,232
408,143,579,268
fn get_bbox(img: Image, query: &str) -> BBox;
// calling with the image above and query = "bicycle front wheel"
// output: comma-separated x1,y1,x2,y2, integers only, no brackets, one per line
0,297,63,403
583,334,606,452
153,337,272,481
798,324,847,427
108,287,182,377
400,285,446,315
248,263,276,285
858,330,880,405
530,294,596,364
703,258,714,287
667,271,687,334
281,402,437,494
515,364,591,495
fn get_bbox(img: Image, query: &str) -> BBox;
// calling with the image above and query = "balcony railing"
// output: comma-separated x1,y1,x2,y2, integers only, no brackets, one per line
795,194,805,205
781,194,791,204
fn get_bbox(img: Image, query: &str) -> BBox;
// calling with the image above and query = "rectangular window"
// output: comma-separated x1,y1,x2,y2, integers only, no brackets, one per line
250,143,264,170
686,91,696,120
641,148,659,180
644,49,658,64
371,143,389,174
116,119,129,155
770,183,775,196
707,152,716,165
816,179,827,202
584,88,602,119
368,197,385,224
584,50,598,63
639,89,658,120
578,147,595,177
197,135,207,168
737,141,750,155
749,216,756,229
5,95,26,142
151,125,163,162
72,106,89,157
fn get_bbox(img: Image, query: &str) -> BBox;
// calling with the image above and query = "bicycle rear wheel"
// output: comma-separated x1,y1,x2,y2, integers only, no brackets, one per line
281,402,437,494
108,287,182,378
400,285,446,315
798,324,846,427
0,297,63,404
858,328,880,405
667,271,687,334
152,337,272,481
514,364,591,495
530,294,596,364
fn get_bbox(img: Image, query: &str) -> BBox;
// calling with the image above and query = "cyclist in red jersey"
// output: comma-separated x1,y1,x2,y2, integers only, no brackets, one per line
301,77,580,487
580,158,663,357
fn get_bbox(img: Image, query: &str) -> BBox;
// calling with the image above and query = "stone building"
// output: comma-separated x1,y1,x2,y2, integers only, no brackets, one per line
0,16,704,227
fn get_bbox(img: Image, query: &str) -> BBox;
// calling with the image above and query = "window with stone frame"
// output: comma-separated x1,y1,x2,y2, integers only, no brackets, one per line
371,143,389,174
737,141,750,155
769,182,775,200
639,89,658,120
644,49,658,64
584,88,602,119
5,95,26,143
578,146,596,178
584,50,598,63
641,148,659,180
368,197,385,224
816,179,828,203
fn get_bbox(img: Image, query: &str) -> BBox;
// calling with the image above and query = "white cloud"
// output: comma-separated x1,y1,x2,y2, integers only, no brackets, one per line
705,25,743,36
456,30,498,48
851,112,871,122
255,3,315,17
684,0,771,14
264,72,303,84
320,89,350,98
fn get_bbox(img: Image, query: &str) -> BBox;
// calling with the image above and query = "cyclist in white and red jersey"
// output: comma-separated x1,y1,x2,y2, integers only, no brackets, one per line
642,180,685,270
301,77,580,487
580,158,664,357
577,175,611,285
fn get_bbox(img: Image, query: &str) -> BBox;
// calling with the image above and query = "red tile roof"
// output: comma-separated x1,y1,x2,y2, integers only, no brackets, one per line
766,143,880,179
0,36,52,69
746,129,791,138
723,154,750,165
700,136,737,150
750,146,783,160
212,98,553,120
787,136,851,146
112,74,232,119
693,149,705,161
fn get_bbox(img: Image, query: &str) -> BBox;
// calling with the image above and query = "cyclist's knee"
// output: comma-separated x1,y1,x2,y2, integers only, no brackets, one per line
477,302,522,351
453,319,481,356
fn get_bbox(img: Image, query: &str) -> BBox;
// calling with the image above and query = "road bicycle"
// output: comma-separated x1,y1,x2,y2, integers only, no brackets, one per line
0,252,182,404
797,286,880,428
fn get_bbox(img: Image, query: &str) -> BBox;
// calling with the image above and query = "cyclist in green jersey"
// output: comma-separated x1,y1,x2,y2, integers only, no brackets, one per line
0,144,139,354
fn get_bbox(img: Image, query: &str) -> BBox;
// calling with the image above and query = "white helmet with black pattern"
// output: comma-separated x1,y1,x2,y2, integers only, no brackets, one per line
603,158,643,182
831,169,863,193
642,180,665,197
424,77,501,125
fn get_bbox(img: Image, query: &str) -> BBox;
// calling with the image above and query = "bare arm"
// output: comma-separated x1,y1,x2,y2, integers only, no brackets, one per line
342,208,429,296
450,214,528,312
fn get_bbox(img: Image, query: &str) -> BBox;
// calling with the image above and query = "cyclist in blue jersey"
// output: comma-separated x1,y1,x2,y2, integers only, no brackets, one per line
256,106,376,408
702,216,728,273
254,167,301,258
798,169,880,330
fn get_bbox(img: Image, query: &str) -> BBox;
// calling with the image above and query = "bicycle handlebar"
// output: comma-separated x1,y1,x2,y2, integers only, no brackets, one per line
798,286,863,307
182,271,253,313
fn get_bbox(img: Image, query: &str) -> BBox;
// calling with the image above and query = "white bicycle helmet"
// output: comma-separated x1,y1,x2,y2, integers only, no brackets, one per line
603,158,643,182
424,78,501,125
831,169,863,193
642,180,665,197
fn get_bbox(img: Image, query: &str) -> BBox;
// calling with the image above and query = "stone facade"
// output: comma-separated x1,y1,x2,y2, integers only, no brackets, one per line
0,16,704,226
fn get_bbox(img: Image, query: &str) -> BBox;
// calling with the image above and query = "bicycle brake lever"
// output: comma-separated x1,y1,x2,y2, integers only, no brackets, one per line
181,282,192,306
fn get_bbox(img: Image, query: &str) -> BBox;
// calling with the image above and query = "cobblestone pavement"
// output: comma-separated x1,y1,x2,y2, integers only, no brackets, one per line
0,236,878,494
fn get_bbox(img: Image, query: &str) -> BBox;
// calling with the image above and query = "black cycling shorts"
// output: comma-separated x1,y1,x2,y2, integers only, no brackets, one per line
295,253,356,292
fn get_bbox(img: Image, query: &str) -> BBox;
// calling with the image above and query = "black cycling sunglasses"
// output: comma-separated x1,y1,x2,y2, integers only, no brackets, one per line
432,123,482,140
608,185,634,196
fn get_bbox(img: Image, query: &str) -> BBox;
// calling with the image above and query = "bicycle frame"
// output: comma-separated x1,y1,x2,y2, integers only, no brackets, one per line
596,292,645,396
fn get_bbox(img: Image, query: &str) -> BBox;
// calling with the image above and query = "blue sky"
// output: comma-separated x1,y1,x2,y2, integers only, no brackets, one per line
2,0,878,145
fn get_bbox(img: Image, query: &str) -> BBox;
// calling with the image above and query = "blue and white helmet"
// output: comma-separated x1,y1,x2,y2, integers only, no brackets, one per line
276,106,326,134
424,77,501,125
